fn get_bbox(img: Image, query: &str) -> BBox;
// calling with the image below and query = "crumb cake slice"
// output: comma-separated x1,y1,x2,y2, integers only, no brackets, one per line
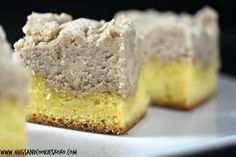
0,25,29,154
15,13,149,134
116,7,220,109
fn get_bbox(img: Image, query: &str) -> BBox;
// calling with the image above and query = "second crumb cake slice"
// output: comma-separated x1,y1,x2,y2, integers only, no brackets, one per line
116,7,220,109
14,13,149,134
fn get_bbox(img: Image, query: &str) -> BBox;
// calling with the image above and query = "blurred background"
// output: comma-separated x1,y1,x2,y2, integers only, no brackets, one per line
0,0,235,156
0,0,235,77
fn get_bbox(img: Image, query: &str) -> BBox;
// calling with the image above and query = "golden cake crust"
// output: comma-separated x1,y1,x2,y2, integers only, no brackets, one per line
152,90,214,110
27,109,146,135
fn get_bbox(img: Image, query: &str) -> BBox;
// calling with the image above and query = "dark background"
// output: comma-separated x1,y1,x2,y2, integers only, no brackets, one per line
0,0,236,77
0,0,236,156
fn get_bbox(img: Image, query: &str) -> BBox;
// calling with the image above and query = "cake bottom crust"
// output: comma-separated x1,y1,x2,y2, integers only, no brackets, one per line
152,91,214,110
27,109,146,135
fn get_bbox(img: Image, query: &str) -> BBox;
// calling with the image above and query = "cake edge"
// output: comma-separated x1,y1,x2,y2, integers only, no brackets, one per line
151,90,215,110
27,109,146,135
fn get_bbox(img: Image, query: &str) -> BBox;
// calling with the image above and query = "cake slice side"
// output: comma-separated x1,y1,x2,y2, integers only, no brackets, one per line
0,25,29,155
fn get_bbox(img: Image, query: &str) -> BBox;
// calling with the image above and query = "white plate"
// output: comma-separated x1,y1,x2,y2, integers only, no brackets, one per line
27,75,236,157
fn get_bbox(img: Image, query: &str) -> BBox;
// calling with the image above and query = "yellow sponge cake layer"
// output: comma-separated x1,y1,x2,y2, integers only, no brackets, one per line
142,58,218,109
0,99,26,150
27,75,149,134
